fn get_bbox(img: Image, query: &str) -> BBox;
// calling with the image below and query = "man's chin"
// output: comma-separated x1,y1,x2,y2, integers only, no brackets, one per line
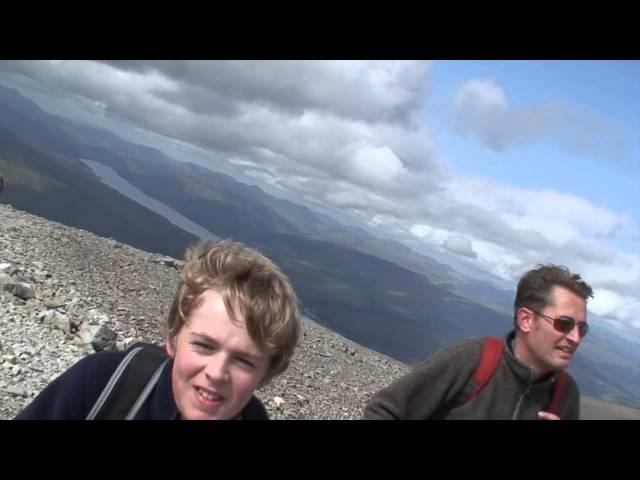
550,356,571,371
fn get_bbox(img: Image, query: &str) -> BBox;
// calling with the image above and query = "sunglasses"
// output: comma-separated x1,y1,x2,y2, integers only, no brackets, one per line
528,308,589,338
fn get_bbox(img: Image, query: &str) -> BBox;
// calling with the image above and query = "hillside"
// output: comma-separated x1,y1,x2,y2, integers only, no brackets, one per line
1,203,638,420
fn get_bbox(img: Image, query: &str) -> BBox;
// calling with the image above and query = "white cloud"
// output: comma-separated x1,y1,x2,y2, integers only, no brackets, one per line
442,175,630,240
453,78,508,110
465,239,528,281
580,255,640,299
346,144,406,188
243,169,282,186
499,214,579,247
443,235,477,259
410,223,440,240
589,288,640,327
228,157,258,168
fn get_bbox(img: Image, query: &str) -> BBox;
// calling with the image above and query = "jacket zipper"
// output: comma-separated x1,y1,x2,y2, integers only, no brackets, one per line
512,374,532,420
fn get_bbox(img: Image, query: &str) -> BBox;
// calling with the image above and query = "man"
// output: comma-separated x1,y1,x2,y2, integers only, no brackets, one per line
363,264,592,420
15,239,300,420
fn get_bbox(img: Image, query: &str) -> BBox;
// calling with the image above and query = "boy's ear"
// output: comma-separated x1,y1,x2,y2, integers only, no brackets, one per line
165,337,176,357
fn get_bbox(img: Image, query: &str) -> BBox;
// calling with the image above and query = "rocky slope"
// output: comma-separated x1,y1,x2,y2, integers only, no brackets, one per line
0,203,406,419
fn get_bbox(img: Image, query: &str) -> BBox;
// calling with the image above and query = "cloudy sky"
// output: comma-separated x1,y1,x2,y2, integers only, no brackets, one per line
0,60,638,334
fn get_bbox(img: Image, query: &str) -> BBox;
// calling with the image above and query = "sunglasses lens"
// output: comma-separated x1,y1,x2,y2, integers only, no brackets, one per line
555,316,589,337
554,316,576,333
578,323,589,337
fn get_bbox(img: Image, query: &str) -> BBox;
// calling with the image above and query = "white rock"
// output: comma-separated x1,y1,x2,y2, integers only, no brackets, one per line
39,310,72,334
0,263,17,276
6,386,28,397
2,355,17,364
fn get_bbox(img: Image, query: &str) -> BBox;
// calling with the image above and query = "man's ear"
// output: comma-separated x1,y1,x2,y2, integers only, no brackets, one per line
165,336,176,357
516,307,533,333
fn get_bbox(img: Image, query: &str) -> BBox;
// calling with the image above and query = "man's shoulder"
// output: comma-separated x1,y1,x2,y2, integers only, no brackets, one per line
560,370,580,395
438,336,487,360
410,336,486,371
448,336,486,351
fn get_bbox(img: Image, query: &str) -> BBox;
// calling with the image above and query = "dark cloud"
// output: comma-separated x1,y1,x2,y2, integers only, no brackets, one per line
98,60,430,124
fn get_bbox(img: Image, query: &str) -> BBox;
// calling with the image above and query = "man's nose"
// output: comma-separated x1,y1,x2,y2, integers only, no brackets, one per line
566,324,582,344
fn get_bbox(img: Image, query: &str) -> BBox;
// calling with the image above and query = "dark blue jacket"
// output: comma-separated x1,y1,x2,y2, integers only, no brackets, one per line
14,350,269,420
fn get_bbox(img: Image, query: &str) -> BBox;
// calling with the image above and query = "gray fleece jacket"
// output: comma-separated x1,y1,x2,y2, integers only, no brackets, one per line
363,330,580,420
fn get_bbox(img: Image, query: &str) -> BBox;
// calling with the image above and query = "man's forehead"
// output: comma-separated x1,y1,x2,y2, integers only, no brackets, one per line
549,285,586,303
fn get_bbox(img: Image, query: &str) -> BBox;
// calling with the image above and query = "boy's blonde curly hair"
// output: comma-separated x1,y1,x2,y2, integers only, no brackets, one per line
167,239,300,384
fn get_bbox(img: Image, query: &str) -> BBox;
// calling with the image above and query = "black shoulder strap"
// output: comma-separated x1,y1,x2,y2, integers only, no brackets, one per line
87,343,168,420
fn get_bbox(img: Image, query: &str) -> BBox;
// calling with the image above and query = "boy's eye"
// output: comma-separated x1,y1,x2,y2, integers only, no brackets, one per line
192,341,213,351
236,357,255,368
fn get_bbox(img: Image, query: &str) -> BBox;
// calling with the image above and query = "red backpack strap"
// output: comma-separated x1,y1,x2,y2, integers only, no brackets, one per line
456,337,504,407
545,370,569,416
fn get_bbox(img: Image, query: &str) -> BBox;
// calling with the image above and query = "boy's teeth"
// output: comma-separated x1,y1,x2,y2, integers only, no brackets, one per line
199,388,215,400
